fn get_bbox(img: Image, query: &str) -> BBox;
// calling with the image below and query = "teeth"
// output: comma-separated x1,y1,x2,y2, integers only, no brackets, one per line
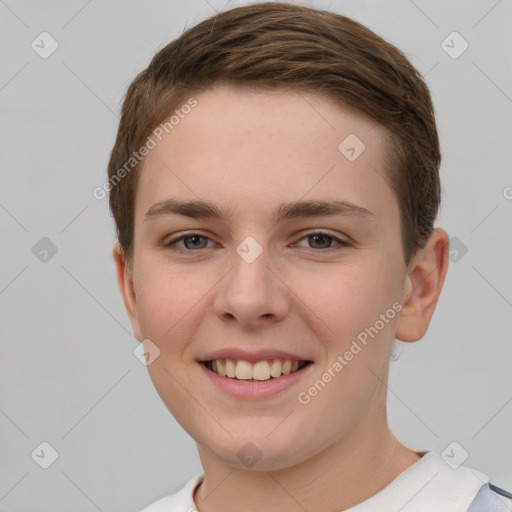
235,360,253,380
207,358,307,380
270,359,282,377
253,361,271,381
225,359,236,378
282,360,292,375
217,359,226,377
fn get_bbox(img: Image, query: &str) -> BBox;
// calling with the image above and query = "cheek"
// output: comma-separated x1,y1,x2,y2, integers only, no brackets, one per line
291,259,399,341
134,261,212,352
293,265,398,443
135,264,212,427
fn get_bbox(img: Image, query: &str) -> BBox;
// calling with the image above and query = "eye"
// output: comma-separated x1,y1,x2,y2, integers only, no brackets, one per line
163,230,349,254
294,231,349,251
164,232,215,252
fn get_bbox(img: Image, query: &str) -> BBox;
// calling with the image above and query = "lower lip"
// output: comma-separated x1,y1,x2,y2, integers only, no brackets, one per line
199,362,314,400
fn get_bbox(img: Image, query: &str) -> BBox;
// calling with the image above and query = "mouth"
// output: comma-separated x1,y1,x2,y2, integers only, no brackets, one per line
202,358,312,381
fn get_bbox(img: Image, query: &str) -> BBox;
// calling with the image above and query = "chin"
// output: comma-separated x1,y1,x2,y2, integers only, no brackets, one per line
198,430,315,472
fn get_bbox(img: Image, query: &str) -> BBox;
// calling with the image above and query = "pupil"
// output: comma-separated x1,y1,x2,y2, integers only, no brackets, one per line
185,235,205,249
311,234,331,248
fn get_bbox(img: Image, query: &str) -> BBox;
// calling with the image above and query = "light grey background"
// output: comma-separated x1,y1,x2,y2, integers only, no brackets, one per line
1,0,511,510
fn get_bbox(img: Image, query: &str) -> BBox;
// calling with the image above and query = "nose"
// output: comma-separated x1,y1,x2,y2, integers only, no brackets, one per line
213,244,290,329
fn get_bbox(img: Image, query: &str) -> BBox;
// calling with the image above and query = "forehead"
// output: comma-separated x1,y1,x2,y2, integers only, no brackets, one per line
135,84,398,224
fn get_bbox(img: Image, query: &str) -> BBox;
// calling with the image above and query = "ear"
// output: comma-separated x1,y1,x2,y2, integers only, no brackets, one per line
395,228,450,342
112,243,143,342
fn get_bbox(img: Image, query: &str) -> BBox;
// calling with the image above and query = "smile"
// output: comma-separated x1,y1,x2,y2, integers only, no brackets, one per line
203,359,312,381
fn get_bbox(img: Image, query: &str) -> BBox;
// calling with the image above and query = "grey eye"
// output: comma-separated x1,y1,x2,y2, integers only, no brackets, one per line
182,235,209,249
307,233,334,249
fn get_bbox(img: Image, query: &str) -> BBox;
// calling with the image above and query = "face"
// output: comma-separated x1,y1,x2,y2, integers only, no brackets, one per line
114,84,443,471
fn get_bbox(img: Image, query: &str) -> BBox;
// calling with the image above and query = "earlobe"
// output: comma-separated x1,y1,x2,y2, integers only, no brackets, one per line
395,228,450,342
112,243,143,341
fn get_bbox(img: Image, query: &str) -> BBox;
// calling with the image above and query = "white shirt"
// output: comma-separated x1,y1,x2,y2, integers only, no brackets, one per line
139,451,512,511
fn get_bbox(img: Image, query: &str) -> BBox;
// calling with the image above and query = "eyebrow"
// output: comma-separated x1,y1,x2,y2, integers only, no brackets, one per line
144,199,374,222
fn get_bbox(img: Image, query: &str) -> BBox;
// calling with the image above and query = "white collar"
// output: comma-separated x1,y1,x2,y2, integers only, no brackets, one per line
141,451,489,511
347,451,488,511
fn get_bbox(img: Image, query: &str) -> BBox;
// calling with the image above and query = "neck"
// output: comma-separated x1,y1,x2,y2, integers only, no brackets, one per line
193,419,421,512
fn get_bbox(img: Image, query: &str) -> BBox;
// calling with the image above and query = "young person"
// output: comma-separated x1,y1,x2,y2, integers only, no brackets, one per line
107,2,512,510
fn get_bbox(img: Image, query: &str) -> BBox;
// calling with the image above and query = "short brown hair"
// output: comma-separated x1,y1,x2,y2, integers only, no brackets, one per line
107,1,440,266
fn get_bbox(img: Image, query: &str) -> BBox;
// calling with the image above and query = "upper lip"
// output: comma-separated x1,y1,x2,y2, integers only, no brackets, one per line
198,348,312,363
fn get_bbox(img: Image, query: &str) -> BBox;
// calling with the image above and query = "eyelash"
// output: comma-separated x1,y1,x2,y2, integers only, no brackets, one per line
163,230,350,254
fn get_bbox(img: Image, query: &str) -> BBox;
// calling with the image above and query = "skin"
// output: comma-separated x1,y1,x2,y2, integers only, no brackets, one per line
113,83,449,511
